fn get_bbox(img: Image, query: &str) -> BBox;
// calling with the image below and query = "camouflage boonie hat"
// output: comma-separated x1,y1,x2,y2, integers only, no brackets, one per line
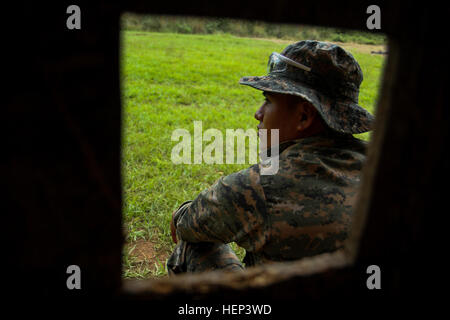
239,40,374,134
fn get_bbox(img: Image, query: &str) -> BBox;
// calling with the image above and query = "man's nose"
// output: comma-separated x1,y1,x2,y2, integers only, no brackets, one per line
254,105,264,121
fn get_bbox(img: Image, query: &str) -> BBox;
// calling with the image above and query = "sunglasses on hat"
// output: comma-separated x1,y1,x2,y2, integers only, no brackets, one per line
267,52,311,74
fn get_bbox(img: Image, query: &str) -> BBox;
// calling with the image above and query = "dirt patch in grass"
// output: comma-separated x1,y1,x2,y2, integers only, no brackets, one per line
130,239,159,262
339,42,387,55
124,237,172,278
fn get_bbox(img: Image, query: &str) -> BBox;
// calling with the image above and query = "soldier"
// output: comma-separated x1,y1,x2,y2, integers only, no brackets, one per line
167,40,374,275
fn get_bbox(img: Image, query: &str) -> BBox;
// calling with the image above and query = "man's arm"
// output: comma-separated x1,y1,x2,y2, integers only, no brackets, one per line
172,165,268,252
170,201,192,243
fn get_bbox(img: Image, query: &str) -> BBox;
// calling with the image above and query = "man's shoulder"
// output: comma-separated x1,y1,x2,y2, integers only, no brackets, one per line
283,133,367,154
218,132,367,192
220,164,262,189
260,133,367,187
278,133,367,166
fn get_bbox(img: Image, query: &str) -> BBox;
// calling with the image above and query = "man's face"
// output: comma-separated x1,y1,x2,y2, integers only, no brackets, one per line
254,92,303,149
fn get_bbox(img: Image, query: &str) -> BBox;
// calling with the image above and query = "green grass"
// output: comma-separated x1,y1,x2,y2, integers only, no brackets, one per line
120,31,386,278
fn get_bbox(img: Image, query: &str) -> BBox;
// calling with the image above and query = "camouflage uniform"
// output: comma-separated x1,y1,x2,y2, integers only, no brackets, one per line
167,40,374,275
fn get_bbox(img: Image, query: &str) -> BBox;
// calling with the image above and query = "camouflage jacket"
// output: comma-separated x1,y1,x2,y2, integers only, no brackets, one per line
173,132,367,266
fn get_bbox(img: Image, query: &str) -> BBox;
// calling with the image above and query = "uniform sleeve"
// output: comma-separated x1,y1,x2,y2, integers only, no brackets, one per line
173,164,268,252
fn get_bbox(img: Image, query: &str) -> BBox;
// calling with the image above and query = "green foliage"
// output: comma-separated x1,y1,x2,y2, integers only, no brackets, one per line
175,22,192,34
121,14,387,45
142,16,161,31
121,31,385,278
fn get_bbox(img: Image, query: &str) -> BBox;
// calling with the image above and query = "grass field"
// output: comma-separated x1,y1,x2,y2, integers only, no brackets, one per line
120,31,386,278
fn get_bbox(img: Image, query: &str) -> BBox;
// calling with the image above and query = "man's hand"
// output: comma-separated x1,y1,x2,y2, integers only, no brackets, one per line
170,209,177,244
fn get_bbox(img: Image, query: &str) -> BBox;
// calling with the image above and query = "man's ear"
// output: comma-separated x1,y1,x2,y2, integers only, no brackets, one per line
296,102,317,132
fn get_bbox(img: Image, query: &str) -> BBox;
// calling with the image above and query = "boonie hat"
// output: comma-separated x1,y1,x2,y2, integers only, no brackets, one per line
239,40,374,134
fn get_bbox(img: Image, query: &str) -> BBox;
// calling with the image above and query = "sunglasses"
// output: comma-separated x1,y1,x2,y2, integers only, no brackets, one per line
267,52,311,74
